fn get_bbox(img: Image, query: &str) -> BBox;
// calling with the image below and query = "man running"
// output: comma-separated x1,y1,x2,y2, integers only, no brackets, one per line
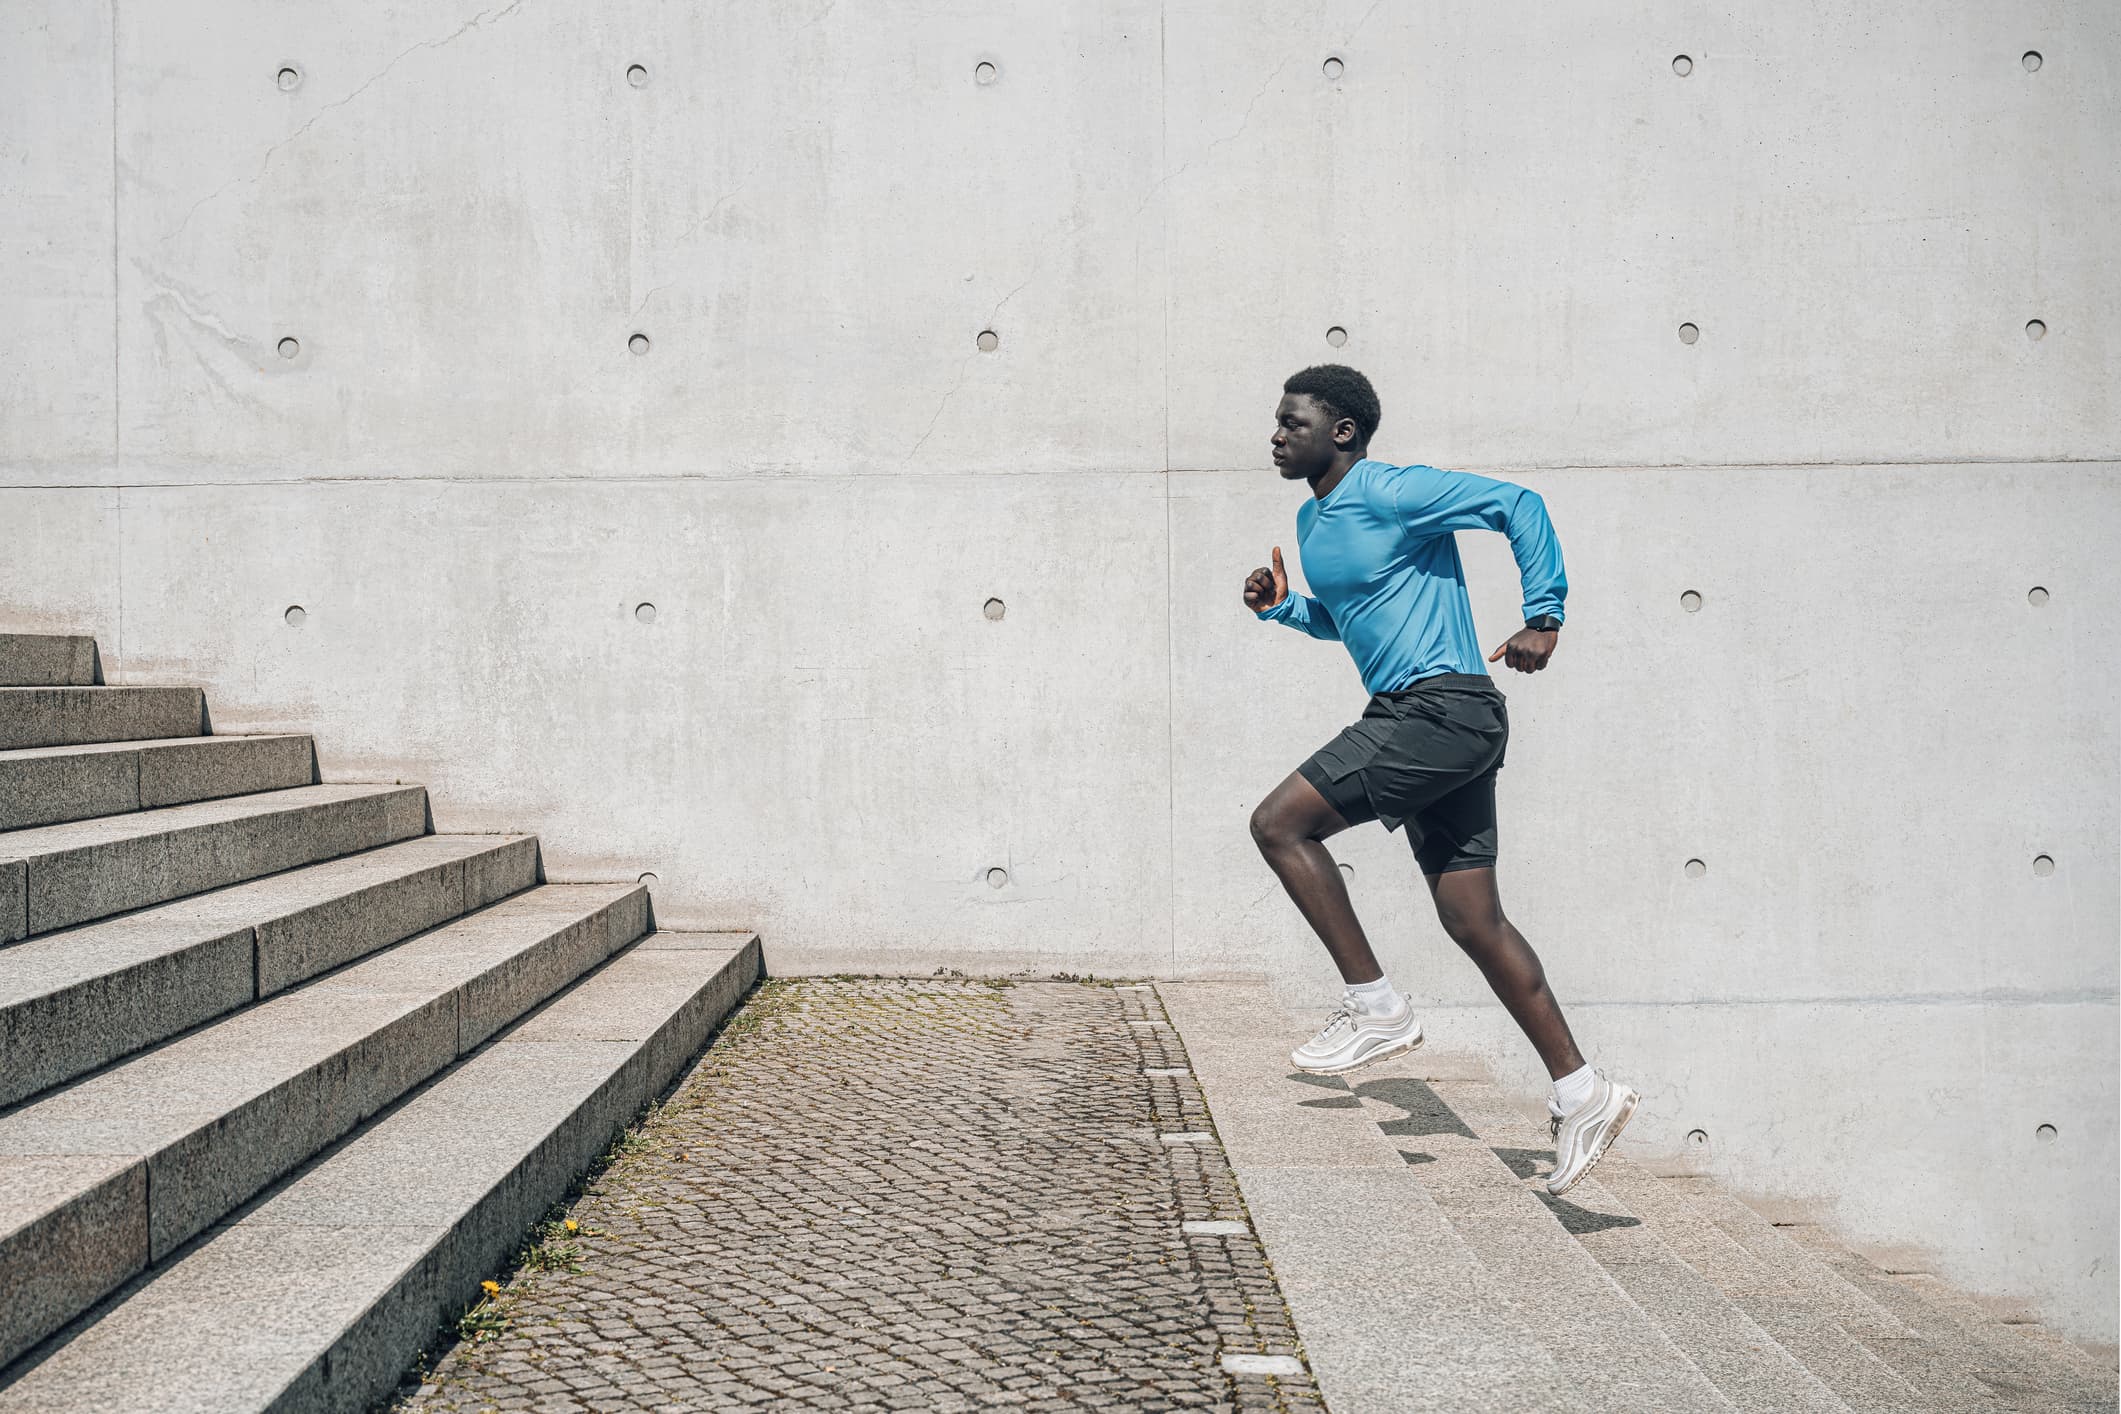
1244,364,1636,1196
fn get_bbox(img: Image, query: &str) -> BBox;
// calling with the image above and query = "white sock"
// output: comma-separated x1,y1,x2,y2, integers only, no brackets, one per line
1344,975,1402,1018
1551,1062,1598,1117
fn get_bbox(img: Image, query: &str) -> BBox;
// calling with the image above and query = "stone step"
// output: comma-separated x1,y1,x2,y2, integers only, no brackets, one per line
1430,1078,1853,1414
0,834,538,1110
0,734,316,832
0,783,428,942
0,636,99,688
1643,1173,2061,1412
1155,983,1593,1413
0,930,759,1414
1779,1221,2120,1412
0,882,650,1372
0,686,203,751
1343,1065,1733,1412
1579,1162,1932,1413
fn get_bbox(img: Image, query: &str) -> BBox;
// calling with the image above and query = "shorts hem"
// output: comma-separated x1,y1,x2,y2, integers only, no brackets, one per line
1420,856,1497,876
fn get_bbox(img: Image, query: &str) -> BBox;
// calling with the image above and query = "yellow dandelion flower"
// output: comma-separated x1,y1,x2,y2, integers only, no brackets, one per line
481,1280,500,1295
564,1219,578,1233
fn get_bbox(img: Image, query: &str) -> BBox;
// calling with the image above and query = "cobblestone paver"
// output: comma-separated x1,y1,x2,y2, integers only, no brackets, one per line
393,978,1323,1413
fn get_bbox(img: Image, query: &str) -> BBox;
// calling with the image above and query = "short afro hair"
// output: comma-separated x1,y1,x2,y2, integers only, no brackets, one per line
1283,364,1381,448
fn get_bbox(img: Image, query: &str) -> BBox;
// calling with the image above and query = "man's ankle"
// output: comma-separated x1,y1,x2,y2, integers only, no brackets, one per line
1344,974,1402,1017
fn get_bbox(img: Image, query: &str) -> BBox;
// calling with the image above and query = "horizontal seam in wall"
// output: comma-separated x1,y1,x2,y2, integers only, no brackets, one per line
4,454,2120,491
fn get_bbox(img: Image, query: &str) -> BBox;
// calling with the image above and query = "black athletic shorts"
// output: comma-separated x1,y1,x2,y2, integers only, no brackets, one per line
1295,672,1508,876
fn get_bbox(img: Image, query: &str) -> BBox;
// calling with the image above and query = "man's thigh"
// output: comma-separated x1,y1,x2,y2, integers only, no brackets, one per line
1408,769,1501,877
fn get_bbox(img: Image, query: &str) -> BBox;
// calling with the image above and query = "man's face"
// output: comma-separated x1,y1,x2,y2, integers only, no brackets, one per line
1270,393,1349,480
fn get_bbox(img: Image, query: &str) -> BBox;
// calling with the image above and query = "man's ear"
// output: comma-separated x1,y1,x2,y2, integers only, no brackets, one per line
1334,417,1358,449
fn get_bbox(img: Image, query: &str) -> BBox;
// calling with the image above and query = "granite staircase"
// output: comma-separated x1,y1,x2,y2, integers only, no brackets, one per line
1159,982,2119,1414
0,633,761,1412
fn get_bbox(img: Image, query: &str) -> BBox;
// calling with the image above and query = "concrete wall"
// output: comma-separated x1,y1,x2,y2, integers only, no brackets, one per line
3,0,2115,1340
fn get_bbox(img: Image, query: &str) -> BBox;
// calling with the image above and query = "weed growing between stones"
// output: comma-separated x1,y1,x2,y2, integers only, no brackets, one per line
454,1282,509,1344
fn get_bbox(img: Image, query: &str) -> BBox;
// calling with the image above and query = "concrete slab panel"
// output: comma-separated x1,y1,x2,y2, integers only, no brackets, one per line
115,476,1175,973
1162,3,2121,471
109,2,1166,481
0,2,114,469
0,491,121,647
1170,464,2121,1008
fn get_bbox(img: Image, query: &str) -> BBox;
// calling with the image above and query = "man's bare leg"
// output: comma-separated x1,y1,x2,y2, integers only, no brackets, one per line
1248,770,1382,984
1423,865,1585,1080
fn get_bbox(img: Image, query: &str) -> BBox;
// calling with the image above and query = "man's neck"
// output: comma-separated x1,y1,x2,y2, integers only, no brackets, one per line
1307,451,1367,500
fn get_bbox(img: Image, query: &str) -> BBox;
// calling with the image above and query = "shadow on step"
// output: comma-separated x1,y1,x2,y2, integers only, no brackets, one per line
1490,1145,1643,1234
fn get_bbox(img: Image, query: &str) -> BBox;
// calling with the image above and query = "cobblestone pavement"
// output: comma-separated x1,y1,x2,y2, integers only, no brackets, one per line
393,978,1324,1413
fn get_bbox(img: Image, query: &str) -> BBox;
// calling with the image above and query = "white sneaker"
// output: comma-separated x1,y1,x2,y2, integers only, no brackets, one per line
1290,992,1423,1075
1546,1072,1639,1195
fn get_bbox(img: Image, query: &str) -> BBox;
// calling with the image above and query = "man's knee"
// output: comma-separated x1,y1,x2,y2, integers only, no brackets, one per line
1435,892,1505,946
1249,801,1285,851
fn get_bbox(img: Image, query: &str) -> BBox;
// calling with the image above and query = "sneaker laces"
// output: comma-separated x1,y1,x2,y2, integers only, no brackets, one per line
1306,997,1361,1047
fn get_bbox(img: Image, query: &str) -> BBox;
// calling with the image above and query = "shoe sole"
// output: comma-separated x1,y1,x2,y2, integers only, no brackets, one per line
1291,1030,1424,1077
1547,1088,1638,1196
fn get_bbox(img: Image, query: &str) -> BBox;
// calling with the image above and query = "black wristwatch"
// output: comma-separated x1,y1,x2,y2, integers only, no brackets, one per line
1524,614,1563,633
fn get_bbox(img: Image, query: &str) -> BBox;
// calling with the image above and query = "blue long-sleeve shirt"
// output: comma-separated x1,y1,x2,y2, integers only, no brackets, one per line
1255,459,1566,694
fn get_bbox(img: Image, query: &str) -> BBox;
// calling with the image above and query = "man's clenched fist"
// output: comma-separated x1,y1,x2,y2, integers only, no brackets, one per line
1243,546,1290,612
1487,627,1559,673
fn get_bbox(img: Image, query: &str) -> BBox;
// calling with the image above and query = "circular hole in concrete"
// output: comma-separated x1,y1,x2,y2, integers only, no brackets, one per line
2022,50,2042,73
284,605,306,628
638,871,657,886
982,597,1006,621
628,332,651,356
2036,1122,2058,1142
986,867,1009,889
1672,54,1693,76
976,329,999,352
1322,56,1345,79
1681,589,1703,612
277,336,300,360
2028,586,2049,606
1678,322,1700,345
1686,1128,1708,1146
2026,319,2046,341
635,602,657,625
2032,854,2055,877
627,63,650,87
975,60,998,85
1326,326,1348,348
1684,858,1707,879
276,65,303,91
